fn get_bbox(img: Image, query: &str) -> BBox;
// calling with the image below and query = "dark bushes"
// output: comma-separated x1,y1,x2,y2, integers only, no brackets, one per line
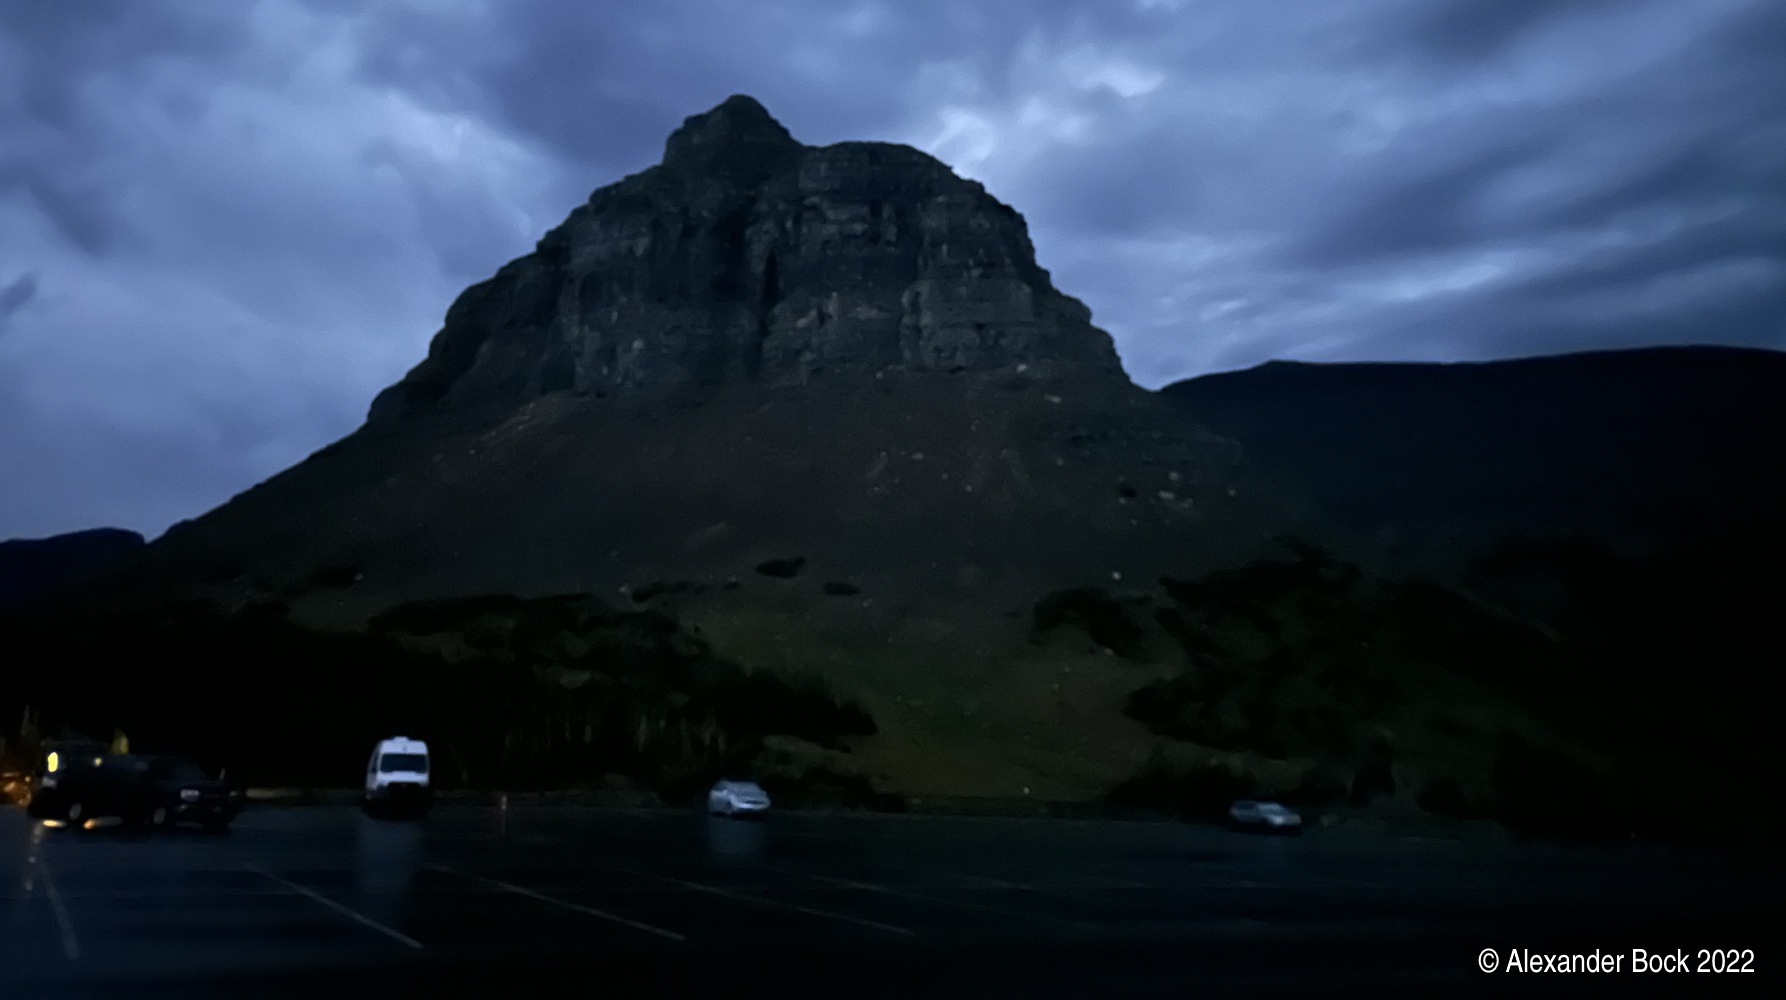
307,565,361,588
1285,764,1350,807
0,593,878,797
1127,544,1568,766
1106,754,1260,822
1416,774,1478,818
709,670,877,748
1489,738,1627,841
1124,656,1365,761
757,767,905,812
754,557,806,579
630,580,705,603
1031,587,1146,658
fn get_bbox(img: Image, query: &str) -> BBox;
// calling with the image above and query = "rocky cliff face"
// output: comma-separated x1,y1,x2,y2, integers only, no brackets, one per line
369,95,1125,421
43,95,1287,805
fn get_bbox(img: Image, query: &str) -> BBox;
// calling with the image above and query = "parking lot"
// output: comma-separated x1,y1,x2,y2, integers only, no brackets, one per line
2,802,1776,997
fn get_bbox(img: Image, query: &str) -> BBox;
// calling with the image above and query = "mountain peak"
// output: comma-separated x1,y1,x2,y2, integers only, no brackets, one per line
662,94,802,178
368,96,1126,422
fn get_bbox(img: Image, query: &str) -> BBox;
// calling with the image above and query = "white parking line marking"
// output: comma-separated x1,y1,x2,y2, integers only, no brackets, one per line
611,867,914,936
245,865,423,950
36,860,80,959
424,864,685,941
772,867,1098,930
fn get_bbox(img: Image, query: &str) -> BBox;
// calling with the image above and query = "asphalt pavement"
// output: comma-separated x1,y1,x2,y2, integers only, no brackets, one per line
1,802,1776,998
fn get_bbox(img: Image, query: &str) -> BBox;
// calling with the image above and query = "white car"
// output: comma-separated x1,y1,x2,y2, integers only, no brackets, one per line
707,779,771,818
1228,799,1302,834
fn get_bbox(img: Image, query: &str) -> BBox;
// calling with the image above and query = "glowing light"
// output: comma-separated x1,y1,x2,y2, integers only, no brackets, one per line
40,819,66,829
45,752,59,773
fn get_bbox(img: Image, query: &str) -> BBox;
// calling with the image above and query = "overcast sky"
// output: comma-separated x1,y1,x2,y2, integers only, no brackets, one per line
2,0,1782,541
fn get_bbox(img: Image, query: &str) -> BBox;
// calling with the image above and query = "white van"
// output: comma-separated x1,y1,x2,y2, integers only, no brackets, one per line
363,736,431,815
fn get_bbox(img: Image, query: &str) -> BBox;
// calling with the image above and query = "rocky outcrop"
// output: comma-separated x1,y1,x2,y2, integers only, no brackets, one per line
369,95,1125,421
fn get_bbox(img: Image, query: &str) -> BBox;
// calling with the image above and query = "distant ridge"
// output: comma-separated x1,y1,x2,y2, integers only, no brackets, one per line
1161,344,1786,570
0,527,146,611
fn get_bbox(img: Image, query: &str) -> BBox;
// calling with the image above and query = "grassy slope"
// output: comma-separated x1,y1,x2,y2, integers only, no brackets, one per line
26,371,1281,801
86,372,1275,620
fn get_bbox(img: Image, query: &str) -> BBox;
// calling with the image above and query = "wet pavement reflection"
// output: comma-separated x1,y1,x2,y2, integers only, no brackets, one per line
703,814,767,864
350,812,422,928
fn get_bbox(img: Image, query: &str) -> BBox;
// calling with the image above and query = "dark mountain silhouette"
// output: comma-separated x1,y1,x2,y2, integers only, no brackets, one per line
0,527,145,611
1154,347,1786,842
1160,345,1786,574
5,99,1778,841
13,96,1283,806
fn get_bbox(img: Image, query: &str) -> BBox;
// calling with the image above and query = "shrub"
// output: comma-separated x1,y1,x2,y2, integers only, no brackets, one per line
754,557,806,579
1488,738,1627,840
1032,587,1146,658
1107,754,1261,822
307,564,361,588
1415,774,1478,818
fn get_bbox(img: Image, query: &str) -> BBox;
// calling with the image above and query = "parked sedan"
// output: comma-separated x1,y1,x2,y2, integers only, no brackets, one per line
137,756,243,832
1227,799,1303,834
707,779,771,818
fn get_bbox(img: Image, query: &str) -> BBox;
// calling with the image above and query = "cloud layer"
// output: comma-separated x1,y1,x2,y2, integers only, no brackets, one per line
2,0,1781,538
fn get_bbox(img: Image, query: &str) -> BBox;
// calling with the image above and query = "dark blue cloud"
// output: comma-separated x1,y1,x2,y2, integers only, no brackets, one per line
0,0,1782,540
0,271,36,329
1399,0,1622,63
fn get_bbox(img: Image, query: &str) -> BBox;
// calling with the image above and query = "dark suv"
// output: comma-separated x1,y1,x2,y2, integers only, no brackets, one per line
28,752,242,832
